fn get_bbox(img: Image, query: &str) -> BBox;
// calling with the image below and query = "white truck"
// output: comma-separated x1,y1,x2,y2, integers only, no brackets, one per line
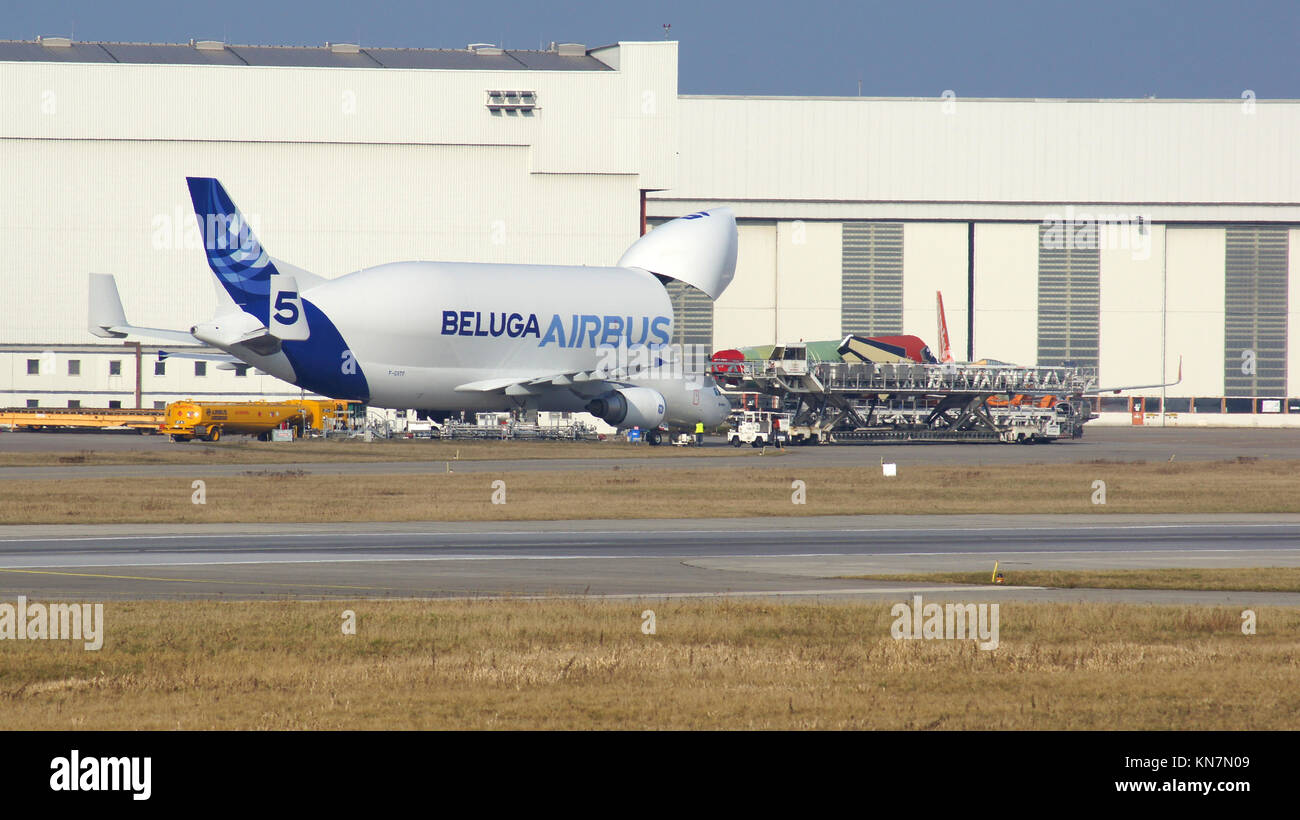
727,410,792,448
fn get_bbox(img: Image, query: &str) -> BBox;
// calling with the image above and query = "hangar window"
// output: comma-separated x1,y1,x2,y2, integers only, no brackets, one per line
195,361,207,377
234,365,249,377
26,359,39,375
486,90,538,115
1193,397,1223,413
108,400,121,409
153,401,166,409
109,360,122,376
67,400,80,408
155,361,166,376
26,399,38,408
68,359,80,376
1224,227,1287,397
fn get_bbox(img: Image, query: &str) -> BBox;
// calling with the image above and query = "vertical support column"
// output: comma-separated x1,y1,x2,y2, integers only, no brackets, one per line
126,341,142,409
966,222,976,361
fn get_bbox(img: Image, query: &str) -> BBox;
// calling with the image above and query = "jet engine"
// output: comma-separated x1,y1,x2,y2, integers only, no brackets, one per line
586,387,666,429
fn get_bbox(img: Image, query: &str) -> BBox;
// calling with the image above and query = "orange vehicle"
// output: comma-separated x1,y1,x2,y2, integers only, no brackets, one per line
160,399,365,442
986,394,1059,410
160,400,309,442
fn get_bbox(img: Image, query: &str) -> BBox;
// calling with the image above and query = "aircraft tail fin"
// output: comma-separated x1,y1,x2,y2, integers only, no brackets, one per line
186,177,279,326
936,291,955,363
618,207,737,300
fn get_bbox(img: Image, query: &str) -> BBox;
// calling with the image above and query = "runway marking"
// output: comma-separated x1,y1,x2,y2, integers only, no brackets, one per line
2,522,1298,544
423,586,1049,600
4,547,1299,573
0,555,610,570
0,567,394,591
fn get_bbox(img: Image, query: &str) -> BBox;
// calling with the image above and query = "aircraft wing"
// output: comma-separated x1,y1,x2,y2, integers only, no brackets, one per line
156,349,241,364
1090,356,1182,394
455,369,633,396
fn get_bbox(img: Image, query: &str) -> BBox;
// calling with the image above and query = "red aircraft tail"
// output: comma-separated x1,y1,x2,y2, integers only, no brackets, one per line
936,291,955,363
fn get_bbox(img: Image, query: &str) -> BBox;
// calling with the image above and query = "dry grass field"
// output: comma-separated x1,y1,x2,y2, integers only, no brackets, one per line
0,458,1296,523
848,568,1300,592
0,438,760,467
1,599,1295,730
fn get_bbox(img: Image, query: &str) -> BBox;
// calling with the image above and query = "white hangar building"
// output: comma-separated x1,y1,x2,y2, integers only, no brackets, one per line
1,37,1297,424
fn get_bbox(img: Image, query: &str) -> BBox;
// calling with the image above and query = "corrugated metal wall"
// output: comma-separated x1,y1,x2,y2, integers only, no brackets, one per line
666,281,713,346
841,222,903,335
1037,224,1100,372
1224,227,1289,396
662,97,1300,218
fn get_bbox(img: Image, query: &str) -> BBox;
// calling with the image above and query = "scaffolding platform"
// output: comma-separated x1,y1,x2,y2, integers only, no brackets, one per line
723,359,1097,444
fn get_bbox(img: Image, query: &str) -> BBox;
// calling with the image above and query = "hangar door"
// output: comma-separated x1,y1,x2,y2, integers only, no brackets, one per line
841,222,903,336
1037,224,1100,373
1224,226,1288,397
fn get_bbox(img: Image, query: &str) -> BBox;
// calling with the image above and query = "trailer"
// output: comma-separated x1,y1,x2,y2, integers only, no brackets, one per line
0,406,164,432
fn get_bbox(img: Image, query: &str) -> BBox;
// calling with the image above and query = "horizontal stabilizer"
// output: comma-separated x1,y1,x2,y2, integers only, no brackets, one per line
1092,356,1183,394
88,273,199,344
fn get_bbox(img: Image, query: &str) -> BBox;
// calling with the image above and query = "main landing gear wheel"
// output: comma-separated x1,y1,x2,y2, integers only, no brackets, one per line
646,430,662,446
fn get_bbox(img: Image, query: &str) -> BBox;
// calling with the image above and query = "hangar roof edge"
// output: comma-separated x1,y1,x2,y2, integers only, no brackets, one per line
0,39,613,71
681,93,1300,104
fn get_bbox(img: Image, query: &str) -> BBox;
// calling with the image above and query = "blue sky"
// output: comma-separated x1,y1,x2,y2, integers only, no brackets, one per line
5,0,1298,98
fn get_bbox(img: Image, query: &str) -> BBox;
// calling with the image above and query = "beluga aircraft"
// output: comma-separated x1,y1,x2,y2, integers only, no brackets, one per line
90,178,736,443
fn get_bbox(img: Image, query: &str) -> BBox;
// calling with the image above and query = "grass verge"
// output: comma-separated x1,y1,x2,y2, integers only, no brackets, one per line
0,458,1297,523
0,437,761,467
1,599,1295,730
845,567,1300,592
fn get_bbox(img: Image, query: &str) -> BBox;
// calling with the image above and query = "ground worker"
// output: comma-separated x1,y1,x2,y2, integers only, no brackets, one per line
695,420,705,446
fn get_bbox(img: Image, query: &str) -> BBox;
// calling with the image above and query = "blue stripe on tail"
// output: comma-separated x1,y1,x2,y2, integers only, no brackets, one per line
186,177,277,326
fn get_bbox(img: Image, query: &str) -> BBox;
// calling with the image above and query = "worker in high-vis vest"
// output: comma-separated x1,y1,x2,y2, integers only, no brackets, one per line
694,421,705,447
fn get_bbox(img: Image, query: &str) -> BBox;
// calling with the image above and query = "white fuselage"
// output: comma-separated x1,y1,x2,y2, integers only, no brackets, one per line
251,260,730,428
